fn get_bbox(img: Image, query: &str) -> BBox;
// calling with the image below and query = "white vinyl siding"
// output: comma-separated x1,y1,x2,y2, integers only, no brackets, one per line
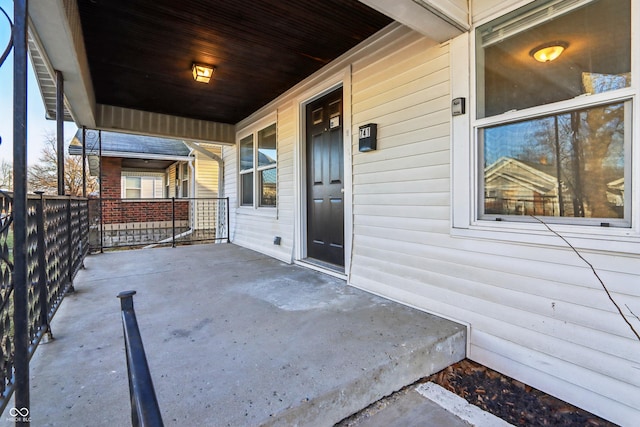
166,164,177,198
194,147,221,230
195,148,220,198
225,17,639,426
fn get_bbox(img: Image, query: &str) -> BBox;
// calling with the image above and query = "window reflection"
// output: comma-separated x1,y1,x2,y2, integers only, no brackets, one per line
240,135,254,172
241,172,253,206
260,169,276,207
483,102,625,219
258,124,277,168
476,0,631,118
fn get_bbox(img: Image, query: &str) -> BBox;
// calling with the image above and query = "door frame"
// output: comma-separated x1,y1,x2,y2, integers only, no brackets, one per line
293,66,353,275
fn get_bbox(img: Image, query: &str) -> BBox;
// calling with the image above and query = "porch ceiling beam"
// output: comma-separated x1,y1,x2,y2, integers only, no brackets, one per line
182,141,223,163
358,0,469,42
29,0,96,127
95,105,236,145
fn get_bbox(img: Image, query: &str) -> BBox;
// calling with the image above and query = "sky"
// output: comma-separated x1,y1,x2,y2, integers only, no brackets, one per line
0,0,77,166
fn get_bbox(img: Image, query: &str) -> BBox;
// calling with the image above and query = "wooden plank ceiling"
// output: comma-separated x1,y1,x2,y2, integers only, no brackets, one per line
78,0,392,124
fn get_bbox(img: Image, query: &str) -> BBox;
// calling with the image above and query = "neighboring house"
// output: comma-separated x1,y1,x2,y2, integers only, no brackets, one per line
31,0,640,424
484,157,561,217
69,130,222,246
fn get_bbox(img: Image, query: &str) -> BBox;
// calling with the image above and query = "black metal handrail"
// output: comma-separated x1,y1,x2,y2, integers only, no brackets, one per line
117,291,164,427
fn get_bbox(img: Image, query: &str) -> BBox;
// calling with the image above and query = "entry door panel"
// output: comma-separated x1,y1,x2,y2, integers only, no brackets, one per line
306,89,344,267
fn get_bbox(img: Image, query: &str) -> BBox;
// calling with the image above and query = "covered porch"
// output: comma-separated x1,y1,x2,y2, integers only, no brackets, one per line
15,244,465,426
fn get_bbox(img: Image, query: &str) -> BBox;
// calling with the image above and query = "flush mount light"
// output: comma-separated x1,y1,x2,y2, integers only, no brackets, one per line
192,63,215,83
530,42,568,63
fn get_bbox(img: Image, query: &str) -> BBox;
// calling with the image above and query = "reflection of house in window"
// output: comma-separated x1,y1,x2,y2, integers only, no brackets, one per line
484,157,561,216
607,178,624,216
485,155,625,219
260,167,277,206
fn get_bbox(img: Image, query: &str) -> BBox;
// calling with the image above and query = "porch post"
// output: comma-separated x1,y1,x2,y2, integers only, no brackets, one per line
82,126,86,197
99,130,103,253
56,70,65,195
13,0,31,421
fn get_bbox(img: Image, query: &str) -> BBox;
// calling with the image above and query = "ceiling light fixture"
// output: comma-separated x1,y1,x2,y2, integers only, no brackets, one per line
192,63,215,83
530,42,568,63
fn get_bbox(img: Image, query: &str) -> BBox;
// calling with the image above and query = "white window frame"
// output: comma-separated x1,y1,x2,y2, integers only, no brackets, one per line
165,171,170,198
178,163,189,198
450,0,640,253
121,172,165,199
122,176,142,199
237,113,278,211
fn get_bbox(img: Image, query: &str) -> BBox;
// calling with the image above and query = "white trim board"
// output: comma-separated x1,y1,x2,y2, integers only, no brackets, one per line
416,382,514,427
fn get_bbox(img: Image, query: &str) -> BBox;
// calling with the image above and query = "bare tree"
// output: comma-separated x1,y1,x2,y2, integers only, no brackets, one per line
0,160,12,191
28,132,97,196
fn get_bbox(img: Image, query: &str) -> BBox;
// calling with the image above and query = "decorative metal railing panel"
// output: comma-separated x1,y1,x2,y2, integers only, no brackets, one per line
26,201,40,345
0,192,14,403
0,192,89,415
88,197,230,251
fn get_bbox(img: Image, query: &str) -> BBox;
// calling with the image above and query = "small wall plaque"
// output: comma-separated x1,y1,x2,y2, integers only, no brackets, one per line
358,123,377,152
452,97,466,116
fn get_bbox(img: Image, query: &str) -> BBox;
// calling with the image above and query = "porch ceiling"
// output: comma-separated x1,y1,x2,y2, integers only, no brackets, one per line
77,0,392,125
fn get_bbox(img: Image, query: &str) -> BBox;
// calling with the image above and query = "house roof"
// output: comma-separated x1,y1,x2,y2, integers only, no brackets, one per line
69,129,192,159
485,157,558,195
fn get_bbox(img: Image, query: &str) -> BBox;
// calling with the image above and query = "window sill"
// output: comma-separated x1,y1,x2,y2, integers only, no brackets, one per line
121,198,171,202
451,221,640,255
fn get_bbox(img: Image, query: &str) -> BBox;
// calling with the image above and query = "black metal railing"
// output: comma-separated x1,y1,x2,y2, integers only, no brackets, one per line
117,291,164,427
88,197,230,251
0,191,89,415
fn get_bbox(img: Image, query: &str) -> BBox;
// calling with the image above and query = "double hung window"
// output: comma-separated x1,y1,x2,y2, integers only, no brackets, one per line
121,173,164,199
475,0,632,227
240,122,277,207
179,163,189,198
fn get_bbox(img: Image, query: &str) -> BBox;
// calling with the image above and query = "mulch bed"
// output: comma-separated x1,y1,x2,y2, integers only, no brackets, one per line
426,359,619,426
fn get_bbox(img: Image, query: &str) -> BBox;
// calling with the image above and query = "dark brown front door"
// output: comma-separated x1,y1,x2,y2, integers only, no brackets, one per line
306,88,344,267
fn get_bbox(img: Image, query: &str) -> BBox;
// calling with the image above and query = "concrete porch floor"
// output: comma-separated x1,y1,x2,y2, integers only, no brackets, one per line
9,244,466,426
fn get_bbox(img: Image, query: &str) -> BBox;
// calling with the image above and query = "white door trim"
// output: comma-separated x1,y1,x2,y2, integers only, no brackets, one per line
293,65,353,275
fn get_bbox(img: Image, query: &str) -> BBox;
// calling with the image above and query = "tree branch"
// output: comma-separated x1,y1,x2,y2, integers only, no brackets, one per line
532,216,640,342
627,305,640,324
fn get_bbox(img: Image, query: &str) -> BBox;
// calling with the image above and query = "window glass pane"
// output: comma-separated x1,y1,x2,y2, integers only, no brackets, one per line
141,178,155,198
476,0,630,118
241,172,253,206
240,135,254,172
125,189,141,199
125,176,141,189
182,179,189,198
260,168,277,207
154,177,164,198
258,124,277,167
482,101,626,220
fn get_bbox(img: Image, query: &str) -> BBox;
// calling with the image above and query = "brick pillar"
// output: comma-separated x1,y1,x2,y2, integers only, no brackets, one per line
101,157,122,223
